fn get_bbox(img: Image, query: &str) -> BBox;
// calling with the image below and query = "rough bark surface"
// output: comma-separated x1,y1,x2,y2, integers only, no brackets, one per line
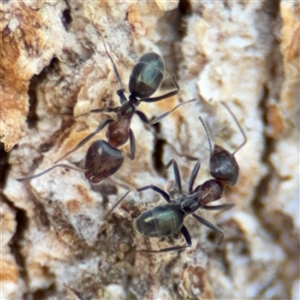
1,1,299,299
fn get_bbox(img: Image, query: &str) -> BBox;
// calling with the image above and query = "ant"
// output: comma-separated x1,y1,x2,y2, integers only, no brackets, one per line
17,35,193,186
134,103,247,252
134,158,234,252
173,101,247,201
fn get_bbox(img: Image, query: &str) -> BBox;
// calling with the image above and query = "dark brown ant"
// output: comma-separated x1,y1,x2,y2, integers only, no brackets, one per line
134,159,234,252
166,101,247,203
133,103,247,252
17,37,193,185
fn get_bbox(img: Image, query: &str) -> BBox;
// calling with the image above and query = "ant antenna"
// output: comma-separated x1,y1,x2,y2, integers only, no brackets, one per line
220,102,247,155
198,116,213,155
104,190,130,219
16,164,87,182
150,99,196,125
104,178,130,219
99,33,124,90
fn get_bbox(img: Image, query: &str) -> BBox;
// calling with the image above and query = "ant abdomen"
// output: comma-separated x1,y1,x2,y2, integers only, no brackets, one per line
129,52,164,99
210,145,239,186
84,140,124,184
134,205,185,238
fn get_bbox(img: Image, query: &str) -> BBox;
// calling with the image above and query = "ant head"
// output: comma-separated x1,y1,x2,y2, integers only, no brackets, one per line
129,52,164,100
196,179,224,205
210,145,239,186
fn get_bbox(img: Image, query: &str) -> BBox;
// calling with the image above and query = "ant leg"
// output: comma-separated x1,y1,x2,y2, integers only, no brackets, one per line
128,129,135,160
188,160,201,194
90,107,120,114
76,107,119,119
136,225,191,253
106,178,129,190
192,213,224,245
202,203,235,211
165,159,182,193
140,75,180,103
150,99,195,125
135,110,150,124
180,224,192,247
105,190,130,219
54,119,113,164
137,185,170,203
135,244,188,253
16,164,86,182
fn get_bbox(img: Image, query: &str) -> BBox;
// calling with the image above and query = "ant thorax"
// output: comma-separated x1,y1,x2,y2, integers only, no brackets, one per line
166,180,184,202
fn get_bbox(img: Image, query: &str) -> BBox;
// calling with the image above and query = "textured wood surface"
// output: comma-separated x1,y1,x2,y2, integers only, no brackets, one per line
1,1,299,299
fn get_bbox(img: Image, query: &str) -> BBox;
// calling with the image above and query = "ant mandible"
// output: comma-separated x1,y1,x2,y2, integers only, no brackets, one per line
17,35,193,184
